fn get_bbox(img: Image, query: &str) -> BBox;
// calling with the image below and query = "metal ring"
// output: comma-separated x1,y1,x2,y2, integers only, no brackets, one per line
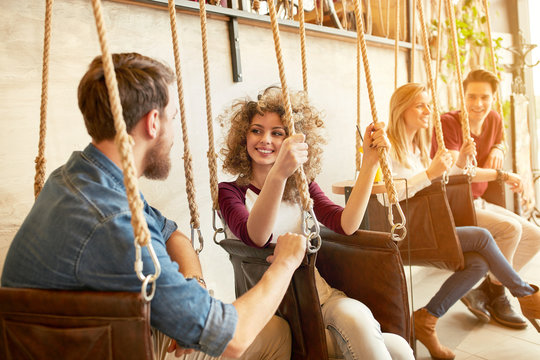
306,232,322,254
390,222,407,242
141,274,157,302
213,227,225,245
387,203,407,241
212,210,227,245
442,171,449,185
302,207,321,253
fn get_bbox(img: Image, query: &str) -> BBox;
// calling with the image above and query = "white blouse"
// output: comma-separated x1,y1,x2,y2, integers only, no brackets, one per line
378,147,462,203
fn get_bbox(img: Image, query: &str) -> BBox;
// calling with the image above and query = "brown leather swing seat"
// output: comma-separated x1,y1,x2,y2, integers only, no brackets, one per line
220,226,411,360
367,174,478,271
0,288,153,360
366,172,508,272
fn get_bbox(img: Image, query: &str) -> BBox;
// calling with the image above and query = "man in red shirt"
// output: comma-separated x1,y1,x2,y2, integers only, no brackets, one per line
433,69,540,329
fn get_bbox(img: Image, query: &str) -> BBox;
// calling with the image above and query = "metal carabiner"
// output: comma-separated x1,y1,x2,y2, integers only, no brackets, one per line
134,239,161,302
442,171,449,185
141,274,157,302
302,207,321,253
212,209,226,245
388,202,407,242
191,224,204,255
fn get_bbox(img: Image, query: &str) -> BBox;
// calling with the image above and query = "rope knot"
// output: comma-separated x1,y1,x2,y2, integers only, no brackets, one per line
35,155,46,168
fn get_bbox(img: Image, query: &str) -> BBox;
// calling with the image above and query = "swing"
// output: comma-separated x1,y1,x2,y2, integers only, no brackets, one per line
367,0,507,271
476,0,506,209
0,1,204,358
365,0,478,271
442,0,506,209
200,0,410,358
0,1,156,359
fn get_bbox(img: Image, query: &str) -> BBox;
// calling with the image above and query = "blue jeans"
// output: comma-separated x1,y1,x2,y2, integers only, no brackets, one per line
425,226,535,318
322,290,414,360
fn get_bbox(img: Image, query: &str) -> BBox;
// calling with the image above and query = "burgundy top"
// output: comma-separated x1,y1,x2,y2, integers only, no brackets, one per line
218,181,346,248
431,110,503,198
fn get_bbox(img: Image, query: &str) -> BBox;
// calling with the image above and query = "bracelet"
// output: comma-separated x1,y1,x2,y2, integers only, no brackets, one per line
492,143,506,154
496,169,509,181
187,275,206,288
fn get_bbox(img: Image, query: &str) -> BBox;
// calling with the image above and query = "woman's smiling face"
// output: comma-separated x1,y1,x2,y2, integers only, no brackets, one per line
246,112,287,168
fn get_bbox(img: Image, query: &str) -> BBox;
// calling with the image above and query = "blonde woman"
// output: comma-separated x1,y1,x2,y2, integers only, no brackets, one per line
386,83,540,360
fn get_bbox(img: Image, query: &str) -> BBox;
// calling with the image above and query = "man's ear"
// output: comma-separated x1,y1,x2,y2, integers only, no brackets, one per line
144,109,160,139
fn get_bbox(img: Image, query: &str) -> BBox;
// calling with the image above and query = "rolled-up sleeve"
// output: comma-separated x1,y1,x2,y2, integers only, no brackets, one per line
148,247,238,356
146,203,178,241
198,299,238,356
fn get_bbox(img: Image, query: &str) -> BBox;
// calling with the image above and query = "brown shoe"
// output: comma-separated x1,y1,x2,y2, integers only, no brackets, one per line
413,308,455,360
517,284,540,332
486,279,527,329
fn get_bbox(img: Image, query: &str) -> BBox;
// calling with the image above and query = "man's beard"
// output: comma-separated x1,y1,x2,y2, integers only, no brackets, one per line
142,135,171,180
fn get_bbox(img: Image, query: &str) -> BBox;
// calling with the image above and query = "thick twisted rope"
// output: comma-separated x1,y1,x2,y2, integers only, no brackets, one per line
198,0,219,211
410,0,416,82
342,0,348,30
91,0,150,247
417,0,445,151
394,0,400,89
445,0,473,144
482,0,506,146
385,0,390,38
435,0,443,92
266,0,313,211
34,0,53,199
318,0,323,25
352,0,398,205
167,0,201,229
356,34,362,172
298,0,309,92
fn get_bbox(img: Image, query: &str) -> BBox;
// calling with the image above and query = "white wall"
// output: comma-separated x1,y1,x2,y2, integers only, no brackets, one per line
0,0,413,302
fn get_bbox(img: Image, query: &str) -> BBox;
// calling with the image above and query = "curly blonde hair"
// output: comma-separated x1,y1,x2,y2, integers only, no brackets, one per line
219,86,326,202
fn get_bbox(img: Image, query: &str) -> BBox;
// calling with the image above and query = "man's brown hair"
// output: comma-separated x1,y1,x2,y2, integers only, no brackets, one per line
463,69,499,94
78,52,175,142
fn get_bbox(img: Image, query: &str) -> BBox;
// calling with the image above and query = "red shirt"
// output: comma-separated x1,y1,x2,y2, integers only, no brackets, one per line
431,110,503,198
218,181,346,247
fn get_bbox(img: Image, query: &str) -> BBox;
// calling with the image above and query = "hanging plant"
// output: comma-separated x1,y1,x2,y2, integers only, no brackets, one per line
428,0,503,109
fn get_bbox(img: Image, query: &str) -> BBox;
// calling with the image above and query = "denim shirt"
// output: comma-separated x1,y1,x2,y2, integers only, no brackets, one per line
1,144,237,356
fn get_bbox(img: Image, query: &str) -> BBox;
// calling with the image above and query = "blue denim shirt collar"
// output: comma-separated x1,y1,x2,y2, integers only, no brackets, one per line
82,143,125,190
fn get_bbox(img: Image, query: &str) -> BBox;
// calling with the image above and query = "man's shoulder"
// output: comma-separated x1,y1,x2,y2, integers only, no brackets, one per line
441,110,461,125
485,110,503,124
62,150,131,218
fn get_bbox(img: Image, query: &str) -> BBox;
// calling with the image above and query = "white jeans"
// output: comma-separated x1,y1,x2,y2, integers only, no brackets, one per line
475,198,540,278
322,290,414,360
153,315,291,360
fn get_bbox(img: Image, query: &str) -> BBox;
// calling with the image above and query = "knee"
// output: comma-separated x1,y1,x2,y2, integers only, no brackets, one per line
502,218,522,239
477,227,494,245
324,297,376,326
463,252,489,273
265,316,291,349
382,333,414,360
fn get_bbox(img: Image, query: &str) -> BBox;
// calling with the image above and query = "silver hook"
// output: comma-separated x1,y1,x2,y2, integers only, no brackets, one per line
442,171,449,185
212,209,226,245
388,203,407,242
302,207,321,253
134,240,161,301
191,224,204,255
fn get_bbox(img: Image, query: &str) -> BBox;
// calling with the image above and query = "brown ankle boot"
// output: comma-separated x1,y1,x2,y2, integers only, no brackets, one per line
517,284,540,332
414,308,455,360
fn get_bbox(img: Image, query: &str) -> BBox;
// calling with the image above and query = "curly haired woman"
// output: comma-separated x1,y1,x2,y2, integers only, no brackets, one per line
217,86,414,360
